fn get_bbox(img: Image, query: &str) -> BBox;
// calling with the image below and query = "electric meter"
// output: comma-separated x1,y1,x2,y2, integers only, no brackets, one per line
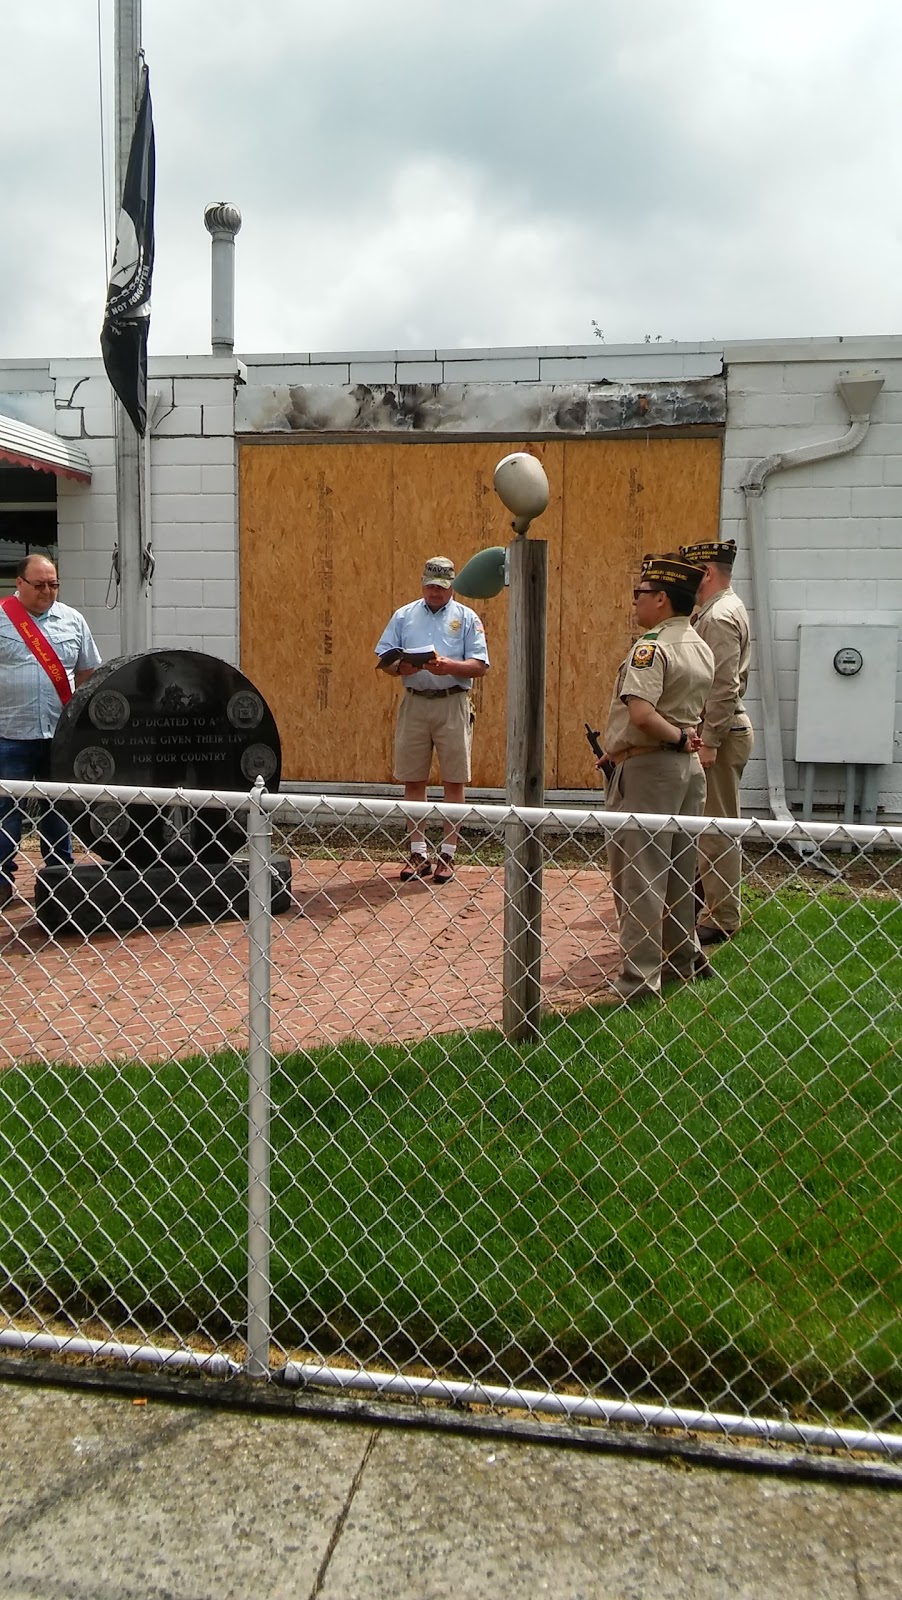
833,647,863,677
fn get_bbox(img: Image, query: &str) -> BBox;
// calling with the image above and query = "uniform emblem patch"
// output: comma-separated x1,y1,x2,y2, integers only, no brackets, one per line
449,618,462,633
630,642,657,669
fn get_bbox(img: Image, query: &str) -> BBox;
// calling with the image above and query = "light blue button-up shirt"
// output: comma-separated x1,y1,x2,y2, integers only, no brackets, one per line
0,601,102,739
375,598,490,690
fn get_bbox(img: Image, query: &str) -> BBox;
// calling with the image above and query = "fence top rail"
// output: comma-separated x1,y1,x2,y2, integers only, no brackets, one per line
4,777,902,850
0,778,252,816
265,792,902,848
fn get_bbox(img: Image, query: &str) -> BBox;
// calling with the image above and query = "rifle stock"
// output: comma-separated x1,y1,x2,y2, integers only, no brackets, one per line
585,722,614,782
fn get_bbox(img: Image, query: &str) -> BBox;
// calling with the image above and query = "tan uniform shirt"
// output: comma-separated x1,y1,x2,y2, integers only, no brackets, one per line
692,586,751,748
603,615,715,755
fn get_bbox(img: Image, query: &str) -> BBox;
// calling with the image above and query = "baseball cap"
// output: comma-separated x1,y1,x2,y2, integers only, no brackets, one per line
422,556,455,589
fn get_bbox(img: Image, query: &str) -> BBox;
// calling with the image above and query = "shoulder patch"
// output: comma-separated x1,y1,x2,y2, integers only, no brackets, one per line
630,642,657,669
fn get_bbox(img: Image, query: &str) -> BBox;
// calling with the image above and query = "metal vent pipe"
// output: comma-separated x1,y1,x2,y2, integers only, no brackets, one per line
204,202,242,355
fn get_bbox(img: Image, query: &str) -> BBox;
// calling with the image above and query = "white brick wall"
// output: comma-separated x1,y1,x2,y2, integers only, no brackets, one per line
150,367,239,660
0,356,242,669
238,342,725,388
5,337,902,817
721,340,902,821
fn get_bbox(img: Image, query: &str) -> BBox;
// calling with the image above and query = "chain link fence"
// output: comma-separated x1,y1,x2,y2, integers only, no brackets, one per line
1,777,901,1467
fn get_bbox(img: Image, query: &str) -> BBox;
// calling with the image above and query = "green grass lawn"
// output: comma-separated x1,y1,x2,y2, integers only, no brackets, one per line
1,888,900,1422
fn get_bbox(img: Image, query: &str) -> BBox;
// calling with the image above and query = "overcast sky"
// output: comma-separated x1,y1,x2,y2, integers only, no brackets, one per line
2,0,901,360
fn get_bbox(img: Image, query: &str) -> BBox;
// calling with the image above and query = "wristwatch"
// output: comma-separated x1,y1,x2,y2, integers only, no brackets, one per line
674,728,688,751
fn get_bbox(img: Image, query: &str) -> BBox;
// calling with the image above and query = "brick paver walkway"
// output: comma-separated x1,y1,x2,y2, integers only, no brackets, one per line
1,859,619,1066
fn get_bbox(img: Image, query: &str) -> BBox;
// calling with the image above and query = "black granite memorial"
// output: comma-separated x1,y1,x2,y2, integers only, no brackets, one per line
34,649,292,935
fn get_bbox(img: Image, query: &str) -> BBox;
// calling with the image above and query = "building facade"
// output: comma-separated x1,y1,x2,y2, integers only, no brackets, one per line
2,336,900,819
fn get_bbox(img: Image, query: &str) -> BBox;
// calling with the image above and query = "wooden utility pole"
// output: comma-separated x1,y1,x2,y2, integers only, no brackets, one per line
502,536,547,1041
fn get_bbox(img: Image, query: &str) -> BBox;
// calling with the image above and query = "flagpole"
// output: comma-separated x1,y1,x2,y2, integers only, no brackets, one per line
114,0,151,654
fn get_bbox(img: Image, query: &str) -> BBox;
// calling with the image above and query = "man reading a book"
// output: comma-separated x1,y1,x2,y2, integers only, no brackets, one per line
375,556,490,883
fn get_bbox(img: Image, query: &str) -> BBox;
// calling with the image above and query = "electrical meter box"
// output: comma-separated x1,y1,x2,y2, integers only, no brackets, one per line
795,624,898,764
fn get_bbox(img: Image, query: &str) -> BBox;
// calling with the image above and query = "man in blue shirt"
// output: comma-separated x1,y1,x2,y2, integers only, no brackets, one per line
0,555,101,911
375,556,490,883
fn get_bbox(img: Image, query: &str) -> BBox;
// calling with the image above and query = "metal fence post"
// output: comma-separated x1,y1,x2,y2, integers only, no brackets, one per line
246,777,273,1377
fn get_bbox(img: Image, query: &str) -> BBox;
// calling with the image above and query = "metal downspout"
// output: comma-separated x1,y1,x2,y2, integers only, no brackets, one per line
740,371,884,829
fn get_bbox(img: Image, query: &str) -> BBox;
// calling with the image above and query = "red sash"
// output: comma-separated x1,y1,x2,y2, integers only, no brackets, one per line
0,595,72,705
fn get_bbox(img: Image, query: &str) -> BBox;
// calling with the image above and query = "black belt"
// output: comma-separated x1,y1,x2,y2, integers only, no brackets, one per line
406,686,467,699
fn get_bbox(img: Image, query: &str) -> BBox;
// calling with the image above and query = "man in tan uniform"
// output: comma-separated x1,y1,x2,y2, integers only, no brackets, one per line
600,553,715,1002
681,539,753,944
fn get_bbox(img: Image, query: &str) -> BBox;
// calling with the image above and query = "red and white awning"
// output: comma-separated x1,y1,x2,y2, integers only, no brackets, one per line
0,414,92,484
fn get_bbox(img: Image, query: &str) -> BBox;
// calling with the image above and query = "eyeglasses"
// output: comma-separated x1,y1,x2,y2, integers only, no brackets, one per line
22,578,59,591
633,586,660,599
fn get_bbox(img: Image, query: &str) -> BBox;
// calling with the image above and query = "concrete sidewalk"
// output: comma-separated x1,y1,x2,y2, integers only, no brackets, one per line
1,1379,899,1599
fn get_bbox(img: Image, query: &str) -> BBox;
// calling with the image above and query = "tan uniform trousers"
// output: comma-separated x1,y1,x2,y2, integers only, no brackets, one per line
698,724,754,936
605,750,707,1000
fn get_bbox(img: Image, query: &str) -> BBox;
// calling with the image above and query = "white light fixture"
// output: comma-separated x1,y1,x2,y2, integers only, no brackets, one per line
493,452,550,534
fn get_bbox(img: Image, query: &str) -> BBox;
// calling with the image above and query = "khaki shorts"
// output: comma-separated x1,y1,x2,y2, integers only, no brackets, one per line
394,690,473,783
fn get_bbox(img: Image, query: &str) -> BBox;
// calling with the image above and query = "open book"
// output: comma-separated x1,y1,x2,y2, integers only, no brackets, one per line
378,647,437,669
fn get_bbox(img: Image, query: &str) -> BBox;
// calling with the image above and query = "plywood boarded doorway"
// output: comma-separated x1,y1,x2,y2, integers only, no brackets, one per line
239,436,722,790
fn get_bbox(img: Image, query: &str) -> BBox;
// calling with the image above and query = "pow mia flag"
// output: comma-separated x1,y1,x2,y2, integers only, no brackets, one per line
101,63,155,436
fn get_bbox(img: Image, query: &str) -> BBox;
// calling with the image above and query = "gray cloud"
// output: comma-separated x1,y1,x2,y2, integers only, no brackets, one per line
2,0,901,358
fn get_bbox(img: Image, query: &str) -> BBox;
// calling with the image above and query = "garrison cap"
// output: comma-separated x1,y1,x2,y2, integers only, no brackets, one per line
641,552,705,594
679,538,737,567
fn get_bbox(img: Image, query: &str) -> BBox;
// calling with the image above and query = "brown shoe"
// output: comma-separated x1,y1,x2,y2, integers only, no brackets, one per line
432,855,456,885
399,854,432,881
